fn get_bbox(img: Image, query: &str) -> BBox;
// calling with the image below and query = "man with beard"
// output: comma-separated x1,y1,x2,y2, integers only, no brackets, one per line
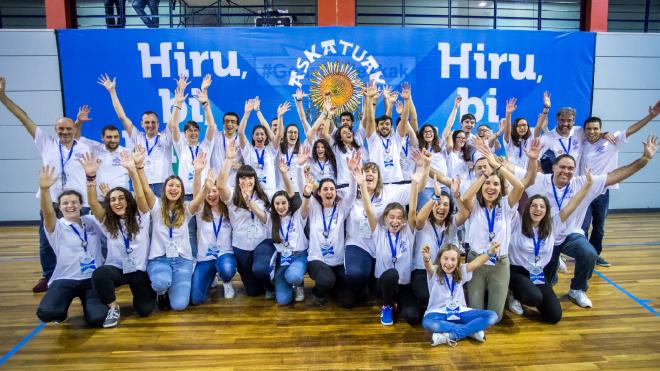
0,76,92,293
526,134,658,308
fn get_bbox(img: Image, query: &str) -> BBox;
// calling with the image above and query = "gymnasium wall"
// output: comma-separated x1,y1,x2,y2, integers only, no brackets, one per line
0,29,658,222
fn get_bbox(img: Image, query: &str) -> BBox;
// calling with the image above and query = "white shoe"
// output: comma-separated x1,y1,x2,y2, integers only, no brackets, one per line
558,256,569,274
211,274,221,288
508,294,524,316
469,330,486,342
223,282,235,299
431,333,456,347
294,285,305,302
568,289,592,308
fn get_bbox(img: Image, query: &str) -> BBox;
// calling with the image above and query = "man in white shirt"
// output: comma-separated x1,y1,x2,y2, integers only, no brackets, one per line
526,135,657,308
0,77,92,293
79,124,130,200
580,101,659,267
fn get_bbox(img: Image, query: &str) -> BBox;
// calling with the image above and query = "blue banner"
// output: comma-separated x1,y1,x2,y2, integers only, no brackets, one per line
57,27,595,144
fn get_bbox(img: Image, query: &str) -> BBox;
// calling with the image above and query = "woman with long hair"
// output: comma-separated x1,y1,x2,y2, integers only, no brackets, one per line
446,129,474,182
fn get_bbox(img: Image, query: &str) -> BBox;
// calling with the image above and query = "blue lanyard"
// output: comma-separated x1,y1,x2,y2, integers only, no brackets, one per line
118,223,131,254
518,141,523,158
387,230,400,264
322,203,337,238
444,273,456,297
558,136,572,155
279,216,293,243
188,145,199,161
212,215,224,243
254,148,265,168
285,147,294,167
59,141,76,173
317,159,327,173
145,135,159,156
69,223,88,252
432,223,445,249
531,230,543,263
222,133,237,153
483,207,496,241
550,175,569,210
402,135,410,156
168,212,175,240
381,137,391,152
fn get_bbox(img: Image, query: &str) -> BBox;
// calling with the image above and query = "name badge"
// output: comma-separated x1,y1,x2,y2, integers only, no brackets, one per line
206,245,220,259
123,255,138,274
530,266,545,285
166,240,179,258
79,253,96,276
358,217,371,238
445,300,461,322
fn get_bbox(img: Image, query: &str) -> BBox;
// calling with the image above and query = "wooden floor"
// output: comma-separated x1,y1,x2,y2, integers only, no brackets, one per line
0,213,659,370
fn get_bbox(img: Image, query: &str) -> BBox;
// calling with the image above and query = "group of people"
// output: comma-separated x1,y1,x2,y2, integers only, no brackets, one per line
0,73,658,347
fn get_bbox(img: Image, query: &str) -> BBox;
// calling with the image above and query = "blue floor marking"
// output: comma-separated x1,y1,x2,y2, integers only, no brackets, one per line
0,321,46,366
594,270,658,316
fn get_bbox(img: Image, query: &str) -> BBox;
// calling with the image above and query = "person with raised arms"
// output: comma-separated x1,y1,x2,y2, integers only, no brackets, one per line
81,150,155,328
502,93,550,169
0,77,93,293
98,73,174,196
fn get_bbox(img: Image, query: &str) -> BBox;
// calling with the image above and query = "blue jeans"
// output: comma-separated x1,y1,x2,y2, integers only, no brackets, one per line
344,245,375,298
274,252,307,305
147,256,193,311
546,233,597,291
422,309,498,341
233,240,275,297
149,182,163,197
184,194,198,258
132,0,160,28
581,189,609,256
39,205,90,279
190,254,237,305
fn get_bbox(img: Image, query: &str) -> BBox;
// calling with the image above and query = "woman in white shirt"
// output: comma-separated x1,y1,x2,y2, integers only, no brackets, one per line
360,169,421,326
309,138,337,183
82,151,155,328
446,130,474,182
507,171,593,323
36,165,107,327
135,148,207,311
421,243,500,346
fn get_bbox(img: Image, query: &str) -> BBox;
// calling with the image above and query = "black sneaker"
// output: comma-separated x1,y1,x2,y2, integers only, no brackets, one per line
157,293,171,311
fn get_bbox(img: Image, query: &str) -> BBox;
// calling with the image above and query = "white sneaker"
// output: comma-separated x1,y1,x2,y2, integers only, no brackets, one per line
211,274,221,288
294,285,305,302
568,289,593,308
431,333,456,347
507,291,523,315
558,256,569,274
223,282,235,299
469,330,486,342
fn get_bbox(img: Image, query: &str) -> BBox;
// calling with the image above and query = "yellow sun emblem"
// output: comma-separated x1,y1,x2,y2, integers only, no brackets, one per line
309,61,364,114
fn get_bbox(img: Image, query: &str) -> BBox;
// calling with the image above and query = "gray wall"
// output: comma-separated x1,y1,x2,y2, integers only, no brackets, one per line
0,30,658,221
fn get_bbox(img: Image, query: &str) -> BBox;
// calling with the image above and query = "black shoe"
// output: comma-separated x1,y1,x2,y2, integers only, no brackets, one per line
32,277,48,293
596,256,611,267
157,293,171,311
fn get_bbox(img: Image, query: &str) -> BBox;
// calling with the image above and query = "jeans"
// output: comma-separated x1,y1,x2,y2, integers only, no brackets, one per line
344,245,375,302
190,254,237,305
509,265,562,324
149,182,164,197
37,279,108,327
104,0,126,28
376,268,421,325
132,0,160,28
147,256,194,311
422,309,498,341
184,194,198,258
581,189,609,256
233,242,274,297
466,252,510,323
273,252,307,305
39,205,90,279
91,265,156,317
546,233,597,291
307,260,356,308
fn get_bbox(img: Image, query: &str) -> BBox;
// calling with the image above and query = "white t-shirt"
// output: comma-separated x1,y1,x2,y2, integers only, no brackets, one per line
374,224,414,284
526,173,607,245
424,264,473,315
367,132,404,184
98,211,151,272
129,128,173,184
195,209,233,262
34,128,92,206
509,212,563,273
580,130,626,191
399,135,415,181
413,220,458,270
173,137,214,195
332,144,368,186
276,145,299,193
148,198,194,260
226,191,268,252
241,143,277,198
46,215,104,285
539,127,584,164
210,131,243,182
466,196,517,257
266,210,308,253
80,138,130,200
308,157,336,184
447,150,470,182
426,147,449,189
505,138,531,169
345,184,411,257
307,180,357,267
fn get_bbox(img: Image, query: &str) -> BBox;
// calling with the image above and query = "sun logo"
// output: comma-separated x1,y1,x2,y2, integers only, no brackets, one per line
309,61,364,114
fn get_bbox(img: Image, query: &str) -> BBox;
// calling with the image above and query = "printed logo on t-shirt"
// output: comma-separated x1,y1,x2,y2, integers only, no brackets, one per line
112,157,122,166
400,240,409,253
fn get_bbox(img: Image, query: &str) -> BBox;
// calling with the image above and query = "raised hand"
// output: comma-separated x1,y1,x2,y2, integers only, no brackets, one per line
226,141,237,160
294,88,304,102
77,105,92,124
524,137,542,161
133,144,146,167
296,145,311,166
193,151,207,172
347,149,362,172
433,174,442,196
642,134,658,160
119,150,136,172
505,98,517,114
205,170,216,189
253,96,261,112
175,73,191,91
200,74,212,91
173,86,188,106
543,91,551,109
97,73,116,92
38,165,58,190
79,152,100,177
488,241,500,256
450,177,461,198
421,244,431,260
352,167,366,184
99,183,110,198
400,82,411,100
395,100,403,115
277,101,291,117
363,79,379,100
244,98,255,114
197,88,209,106
584,167,593,185
278,156,288,173
454,95,462,108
